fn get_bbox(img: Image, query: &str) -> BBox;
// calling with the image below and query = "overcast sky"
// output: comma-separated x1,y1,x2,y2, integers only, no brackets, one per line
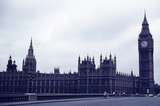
0,0,160,83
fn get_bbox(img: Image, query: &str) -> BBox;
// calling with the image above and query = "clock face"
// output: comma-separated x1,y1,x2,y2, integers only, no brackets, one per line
141,41,148,48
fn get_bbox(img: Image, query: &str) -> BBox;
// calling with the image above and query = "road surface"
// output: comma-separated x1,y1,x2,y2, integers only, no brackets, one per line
22,97,160,106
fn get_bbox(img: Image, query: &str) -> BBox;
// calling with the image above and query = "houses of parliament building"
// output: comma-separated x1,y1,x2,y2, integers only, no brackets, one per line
0,14,159,95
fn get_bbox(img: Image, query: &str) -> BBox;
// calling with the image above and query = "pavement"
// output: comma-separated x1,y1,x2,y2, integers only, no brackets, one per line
0,97,102,106
1,97,160,106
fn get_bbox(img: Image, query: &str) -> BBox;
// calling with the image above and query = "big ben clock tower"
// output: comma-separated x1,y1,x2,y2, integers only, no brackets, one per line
138,13,154,94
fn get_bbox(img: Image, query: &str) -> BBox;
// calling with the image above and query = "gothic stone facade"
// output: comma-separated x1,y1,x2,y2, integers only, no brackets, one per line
0,55,138,94
0,14,157,94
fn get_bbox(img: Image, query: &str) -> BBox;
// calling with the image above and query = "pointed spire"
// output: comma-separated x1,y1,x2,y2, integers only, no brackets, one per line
78,55,81,64
139,12,152,38
24,38,37,73
28,37,34,56
142,11,148,25
114,56,117,71
114,56,116,63
105,56,107,60
22,59,25,66
13,60,16,64
8,55,12,65
22,59,25,71
131,70,133,76
29,37,33,49
100,54,102,63
92,56,95,64
87,55,89,61
9,55,12,60
109,53,112,60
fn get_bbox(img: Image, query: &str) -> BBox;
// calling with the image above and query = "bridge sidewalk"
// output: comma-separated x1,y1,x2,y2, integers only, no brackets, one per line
0,97,103,106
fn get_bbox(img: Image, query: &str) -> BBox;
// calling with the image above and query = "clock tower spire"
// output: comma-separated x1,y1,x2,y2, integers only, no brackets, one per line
138,13,154,94
139,12,152,38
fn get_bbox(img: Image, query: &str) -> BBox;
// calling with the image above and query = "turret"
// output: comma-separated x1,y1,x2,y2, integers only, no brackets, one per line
12,60,17,72
7,56,17,73
92,56,95,64
78,56,95,76
8,56,12,65
100,54,116,76
22,59,25,71
7,56,12,72
78,56,81,65
100,54,102,64
114,56,116,71
131,70,133,77
109,53,112,60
